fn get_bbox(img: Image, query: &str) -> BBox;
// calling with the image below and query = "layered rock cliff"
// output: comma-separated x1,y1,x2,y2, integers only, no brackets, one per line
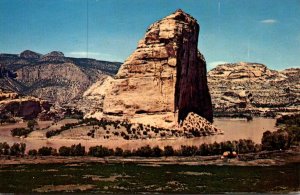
97,9,216,132
208,62,300,115
0,50,121,105
104,9,212,121
0,89,51,120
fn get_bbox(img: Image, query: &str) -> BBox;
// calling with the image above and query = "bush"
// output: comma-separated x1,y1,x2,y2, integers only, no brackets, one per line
28,149,38,156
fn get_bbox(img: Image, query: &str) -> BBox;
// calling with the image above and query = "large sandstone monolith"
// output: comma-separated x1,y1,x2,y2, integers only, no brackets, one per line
102,9,214,130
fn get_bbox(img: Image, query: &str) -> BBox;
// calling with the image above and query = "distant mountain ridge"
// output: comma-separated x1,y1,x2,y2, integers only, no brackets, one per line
0,50,122,104
208,62,300,115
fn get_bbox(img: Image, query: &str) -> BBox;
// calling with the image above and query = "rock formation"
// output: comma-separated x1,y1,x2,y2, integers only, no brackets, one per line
0,89,51,120
98,9,216,132
0,50,122,105
208,62,300,115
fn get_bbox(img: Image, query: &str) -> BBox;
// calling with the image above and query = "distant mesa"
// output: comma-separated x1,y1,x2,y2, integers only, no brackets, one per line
208,62,300,114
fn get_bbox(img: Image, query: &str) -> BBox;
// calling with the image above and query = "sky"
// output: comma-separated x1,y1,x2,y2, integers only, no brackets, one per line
0,0,299,70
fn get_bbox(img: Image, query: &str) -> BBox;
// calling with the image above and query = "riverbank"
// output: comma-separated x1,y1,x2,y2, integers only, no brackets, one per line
1,149,299,166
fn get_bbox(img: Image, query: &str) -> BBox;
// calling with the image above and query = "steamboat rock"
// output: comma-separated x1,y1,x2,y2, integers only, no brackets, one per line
94,10,218,133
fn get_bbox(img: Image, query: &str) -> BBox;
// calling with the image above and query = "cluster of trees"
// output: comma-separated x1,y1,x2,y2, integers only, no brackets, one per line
10,120,38,137
46,123,78,138
0,142,26,156
59,144,85,156
261,114,300,151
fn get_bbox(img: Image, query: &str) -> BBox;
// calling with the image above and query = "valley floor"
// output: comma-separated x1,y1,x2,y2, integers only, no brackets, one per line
0,151,299,193
1,149,299,166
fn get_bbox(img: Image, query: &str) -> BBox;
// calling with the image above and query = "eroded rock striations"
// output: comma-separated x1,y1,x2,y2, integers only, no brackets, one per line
96,9,217,133
208,62,300,115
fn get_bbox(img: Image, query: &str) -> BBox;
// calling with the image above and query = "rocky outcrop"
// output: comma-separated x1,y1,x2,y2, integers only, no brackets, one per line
208,62,300,115
20,50,42,59
103,9,212,121
0,90,51,120
95,9,216,133
0,50,122,105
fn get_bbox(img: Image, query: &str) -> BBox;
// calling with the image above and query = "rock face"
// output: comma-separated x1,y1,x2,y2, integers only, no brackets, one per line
103,9,213,124
208,62,300,115
91,10,216,136
0,90,51,120
0,50,122,105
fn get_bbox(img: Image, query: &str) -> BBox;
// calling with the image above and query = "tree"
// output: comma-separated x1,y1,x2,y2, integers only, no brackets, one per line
59,146,71,156
115,147,123,156
262,131,274,151
10,143,21,156
28,149,38,156
38,147,53,156
152,146,162,157
164,146,174,156
20,143,26,155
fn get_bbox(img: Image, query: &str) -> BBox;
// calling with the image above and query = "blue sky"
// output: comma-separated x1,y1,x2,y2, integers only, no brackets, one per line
0,0,299,70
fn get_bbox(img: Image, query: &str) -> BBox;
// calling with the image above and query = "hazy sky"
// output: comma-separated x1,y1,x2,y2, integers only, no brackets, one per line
0,0,299,70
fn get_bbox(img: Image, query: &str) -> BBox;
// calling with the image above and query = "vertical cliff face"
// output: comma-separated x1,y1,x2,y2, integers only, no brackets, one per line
102,9,213,127
172,10,212,123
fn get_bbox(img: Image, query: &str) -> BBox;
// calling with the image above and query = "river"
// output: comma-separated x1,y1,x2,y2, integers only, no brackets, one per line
0,117,277,150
